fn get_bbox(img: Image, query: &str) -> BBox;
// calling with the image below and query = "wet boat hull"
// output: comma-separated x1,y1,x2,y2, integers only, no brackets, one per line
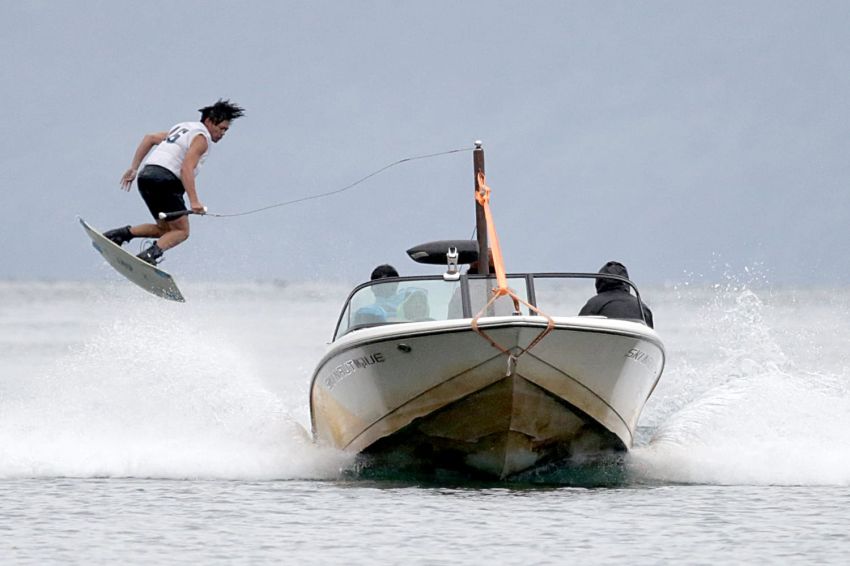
310,316,664,479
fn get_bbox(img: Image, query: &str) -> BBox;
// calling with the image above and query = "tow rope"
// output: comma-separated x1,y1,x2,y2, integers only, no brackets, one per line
161,147,474,220
470,172,556,375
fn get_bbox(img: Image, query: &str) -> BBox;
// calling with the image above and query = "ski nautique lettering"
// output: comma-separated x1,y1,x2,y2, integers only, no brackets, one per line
324,352,386,389
625,347,655,368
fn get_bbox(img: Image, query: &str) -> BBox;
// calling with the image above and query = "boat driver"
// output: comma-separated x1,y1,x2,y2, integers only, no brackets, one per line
352,265,431,326
352,265,403,326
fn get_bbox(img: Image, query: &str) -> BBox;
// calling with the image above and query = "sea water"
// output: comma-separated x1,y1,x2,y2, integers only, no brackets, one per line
1,278,850,564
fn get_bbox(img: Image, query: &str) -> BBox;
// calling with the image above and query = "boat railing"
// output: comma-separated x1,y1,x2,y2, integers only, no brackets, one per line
333,272,647,339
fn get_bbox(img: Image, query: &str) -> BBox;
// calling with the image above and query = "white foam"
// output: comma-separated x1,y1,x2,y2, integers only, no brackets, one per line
4,279,850,485
632,369,850,485
0,295,352,479
632,277,850,486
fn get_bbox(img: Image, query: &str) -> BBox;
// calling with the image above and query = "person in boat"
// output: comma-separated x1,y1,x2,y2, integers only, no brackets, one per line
579,261,654,327
103,99,245,265
353,265,431,326
369,264,404,317
352,265,403,326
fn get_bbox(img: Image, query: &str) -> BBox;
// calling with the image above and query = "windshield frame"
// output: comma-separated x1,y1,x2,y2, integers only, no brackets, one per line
331,272,646,340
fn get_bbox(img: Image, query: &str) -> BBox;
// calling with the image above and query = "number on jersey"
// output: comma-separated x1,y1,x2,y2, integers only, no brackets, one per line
166,126,190,144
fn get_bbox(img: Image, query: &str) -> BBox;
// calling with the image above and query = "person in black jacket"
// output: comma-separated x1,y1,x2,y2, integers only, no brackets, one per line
578,261,654,328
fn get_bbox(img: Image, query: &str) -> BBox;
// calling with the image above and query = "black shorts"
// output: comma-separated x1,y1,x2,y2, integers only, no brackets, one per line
137,165,186,220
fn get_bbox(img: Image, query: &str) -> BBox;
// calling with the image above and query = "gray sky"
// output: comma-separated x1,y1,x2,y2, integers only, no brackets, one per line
2,1,849,285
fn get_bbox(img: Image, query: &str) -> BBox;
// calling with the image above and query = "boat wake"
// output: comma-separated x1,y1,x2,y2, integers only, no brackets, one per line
3,278,849,485
631,281,850,486
0,301,351,480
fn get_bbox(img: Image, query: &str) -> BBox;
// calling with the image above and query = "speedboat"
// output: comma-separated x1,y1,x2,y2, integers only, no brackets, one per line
308,244,665,479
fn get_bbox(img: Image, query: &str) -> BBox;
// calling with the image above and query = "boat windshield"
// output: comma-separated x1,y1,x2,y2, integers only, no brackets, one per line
333,273,645,339
335,275,531,338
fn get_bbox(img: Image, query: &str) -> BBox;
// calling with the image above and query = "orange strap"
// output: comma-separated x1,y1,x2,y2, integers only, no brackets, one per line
474,172,509,294
471,172,555,370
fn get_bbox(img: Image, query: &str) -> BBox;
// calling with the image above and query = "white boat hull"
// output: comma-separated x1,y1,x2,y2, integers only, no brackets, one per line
310,315,664,479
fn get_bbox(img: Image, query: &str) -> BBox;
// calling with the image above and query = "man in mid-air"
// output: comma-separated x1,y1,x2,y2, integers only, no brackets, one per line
104,99,245,265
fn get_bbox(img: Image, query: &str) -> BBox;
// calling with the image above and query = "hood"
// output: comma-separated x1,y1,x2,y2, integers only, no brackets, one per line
595,261,631,293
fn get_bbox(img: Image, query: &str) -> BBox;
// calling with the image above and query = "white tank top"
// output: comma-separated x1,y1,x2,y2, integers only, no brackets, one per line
144,121,212,179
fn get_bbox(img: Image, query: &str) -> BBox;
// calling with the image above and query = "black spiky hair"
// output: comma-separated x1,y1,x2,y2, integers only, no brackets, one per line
198,99,245,124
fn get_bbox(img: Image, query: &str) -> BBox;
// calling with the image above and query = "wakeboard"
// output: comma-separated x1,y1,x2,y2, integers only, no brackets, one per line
79,218,185,302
